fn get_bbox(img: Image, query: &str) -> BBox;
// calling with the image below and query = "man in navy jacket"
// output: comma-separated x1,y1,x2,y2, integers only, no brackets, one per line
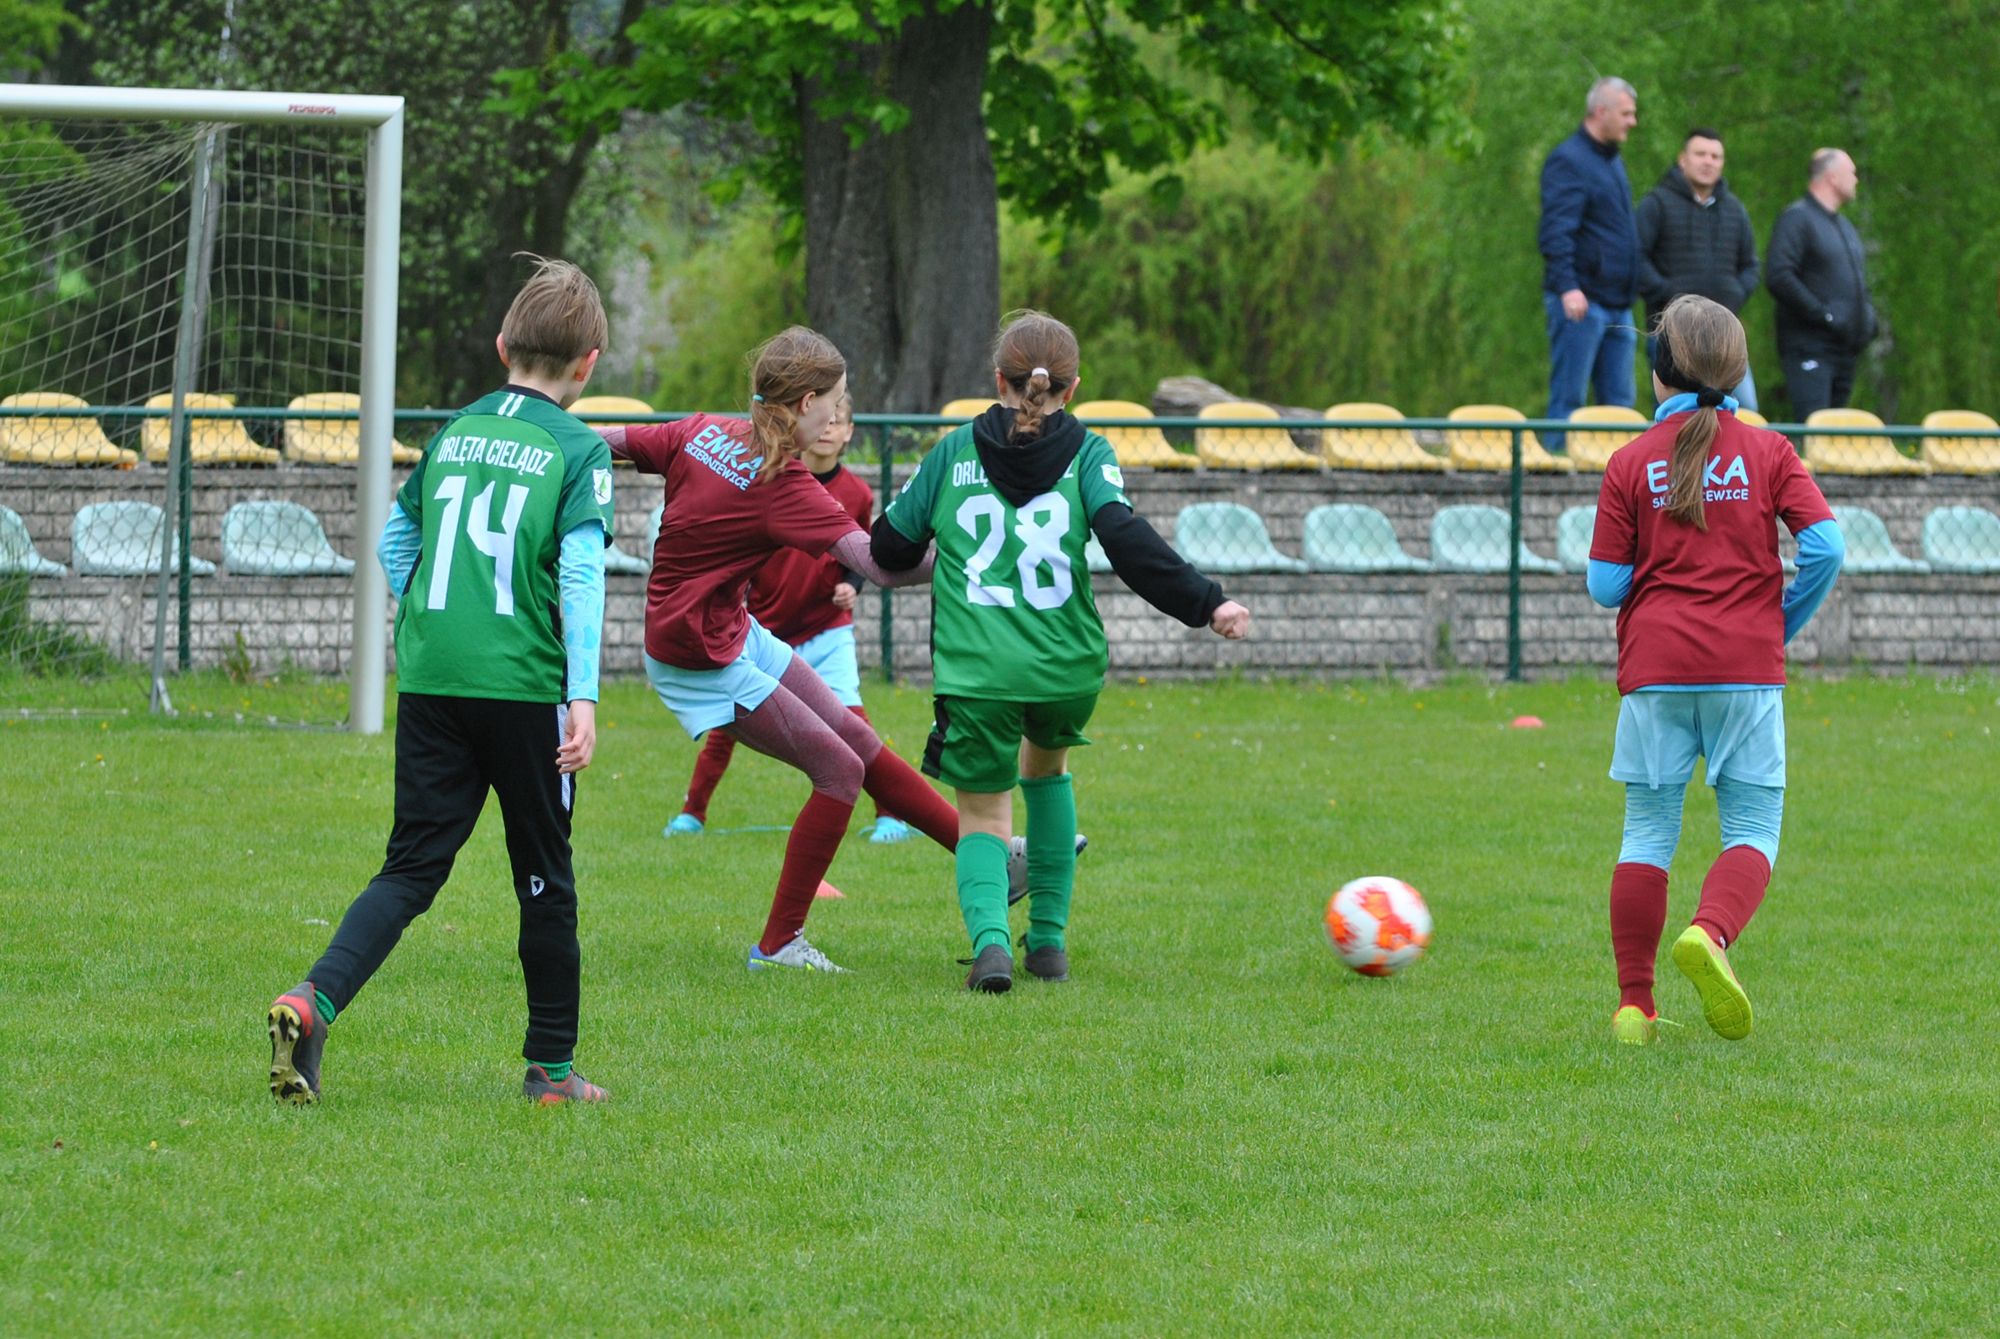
1766,148,1876,417
1538,77,1640,449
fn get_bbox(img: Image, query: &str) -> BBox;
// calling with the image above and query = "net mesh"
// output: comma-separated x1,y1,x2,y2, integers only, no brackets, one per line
0,116,369,692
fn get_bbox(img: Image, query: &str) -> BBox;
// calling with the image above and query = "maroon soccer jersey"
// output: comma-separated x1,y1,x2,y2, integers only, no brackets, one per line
746,465,876,646
620,415,864,670
1591,412,1833,693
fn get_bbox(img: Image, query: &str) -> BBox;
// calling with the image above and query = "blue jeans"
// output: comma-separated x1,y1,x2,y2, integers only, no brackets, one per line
1544,293,1638,450
1645,335,1759,413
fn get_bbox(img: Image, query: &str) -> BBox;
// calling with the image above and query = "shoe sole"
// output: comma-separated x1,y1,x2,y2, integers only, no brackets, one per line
267,1001,317,1104
968,972,1012,994
1672,928,1752,1040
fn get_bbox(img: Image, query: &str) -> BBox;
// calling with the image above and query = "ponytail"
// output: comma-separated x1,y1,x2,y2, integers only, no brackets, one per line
1012,368,1055,441
748,398,801,484
1664,408,1717,530
993,311,1079,445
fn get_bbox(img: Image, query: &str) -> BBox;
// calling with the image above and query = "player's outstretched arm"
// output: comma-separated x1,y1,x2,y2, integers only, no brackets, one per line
835,527,932,588
1091,503,1228,629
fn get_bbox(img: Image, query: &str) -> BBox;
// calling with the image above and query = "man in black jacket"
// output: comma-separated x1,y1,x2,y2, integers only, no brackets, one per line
1637,128,1760,408
1766,148,1876,417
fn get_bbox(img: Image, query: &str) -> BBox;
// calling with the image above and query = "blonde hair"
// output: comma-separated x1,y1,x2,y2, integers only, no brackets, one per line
993,309,1079,443
499,254,607,377
1654,295,1749,531
747,326,845,484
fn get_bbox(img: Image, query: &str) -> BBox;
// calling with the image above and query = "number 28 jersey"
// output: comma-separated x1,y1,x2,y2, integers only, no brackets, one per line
883,425,1130,701
393,387,614,702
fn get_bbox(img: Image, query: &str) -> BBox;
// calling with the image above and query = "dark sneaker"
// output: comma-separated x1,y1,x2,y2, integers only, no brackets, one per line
1005,833,1089,907
1023,944,1069,983
524,1065,609,1105
267,981,326,1105
964,944,1013,994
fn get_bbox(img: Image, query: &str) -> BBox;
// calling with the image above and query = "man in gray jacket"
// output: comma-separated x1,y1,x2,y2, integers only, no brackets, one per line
1637,128,1759,408
1766,148,1876,417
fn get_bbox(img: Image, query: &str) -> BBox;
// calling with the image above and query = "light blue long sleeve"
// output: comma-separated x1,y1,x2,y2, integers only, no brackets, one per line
558,521,606,702
377,506,421,596
1587,558,1633,608
1783,517,1845,643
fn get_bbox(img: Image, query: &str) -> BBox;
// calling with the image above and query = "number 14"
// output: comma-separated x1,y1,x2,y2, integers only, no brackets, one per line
428,475,530,615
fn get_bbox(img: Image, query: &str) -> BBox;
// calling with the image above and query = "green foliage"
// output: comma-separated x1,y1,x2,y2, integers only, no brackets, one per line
0,0,73,71
0,575,118,676
646,204,807,413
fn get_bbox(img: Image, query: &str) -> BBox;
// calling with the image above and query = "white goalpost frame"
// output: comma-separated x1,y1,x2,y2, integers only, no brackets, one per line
0,83,403,734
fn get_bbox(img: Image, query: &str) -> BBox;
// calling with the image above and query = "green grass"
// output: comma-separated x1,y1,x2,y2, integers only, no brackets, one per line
3,672,1997,1334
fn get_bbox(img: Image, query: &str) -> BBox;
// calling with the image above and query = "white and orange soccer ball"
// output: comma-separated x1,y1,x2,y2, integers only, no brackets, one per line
1323,876,1432,977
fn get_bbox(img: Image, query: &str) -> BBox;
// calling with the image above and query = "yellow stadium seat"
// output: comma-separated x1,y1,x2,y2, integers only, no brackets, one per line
141,392,280,465
570,395,659,467
1562,404,1647,471
1802,408,1928,475
1319,402,1446,471
1195,401,1321,470
938,398,996,420
1919,409,2000,475
1445,405,1573,472
1734,407,1770,428
283,393,421,465
1072,399,1196,469
0,391,134,466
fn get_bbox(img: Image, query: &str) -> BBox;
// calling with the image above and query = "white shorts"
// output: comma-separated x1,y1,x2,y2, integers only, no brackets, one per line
1610,688,1787,789
795,624,862,708
644,617,795,739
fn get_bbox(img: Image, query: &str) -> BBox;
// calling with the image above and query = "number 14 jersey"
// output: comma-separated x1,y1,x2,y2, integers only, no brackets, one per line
884,424,1130,701
393,387,614,702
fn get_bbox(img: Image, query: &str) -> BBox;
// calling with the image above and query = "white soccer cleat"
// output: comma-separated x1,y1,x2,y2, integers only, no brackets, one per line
747,932,849,973
1006,832,1089,906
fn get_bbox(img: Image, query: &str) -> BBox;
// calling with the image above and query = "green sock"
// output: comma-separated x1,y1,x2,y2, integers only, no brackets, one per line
313,990,336,1026
531,1059,572,1082
956,832,1012,956
1022,773,1076,953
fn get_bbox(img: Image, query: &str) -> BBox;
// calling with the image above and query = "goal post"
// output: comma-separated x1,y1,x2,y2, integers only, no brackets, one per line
0,83,401,734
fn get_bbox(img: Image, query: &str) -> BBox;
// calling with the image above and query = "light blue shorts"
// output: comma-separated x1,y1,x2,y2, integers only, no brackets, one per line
645,617,796,739
795,624,862,708
1611,688,1786,789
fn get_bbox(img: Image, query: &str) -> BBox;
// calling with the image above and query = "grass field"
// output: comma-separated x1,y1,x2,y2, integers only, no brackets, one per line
4,671,1998,1335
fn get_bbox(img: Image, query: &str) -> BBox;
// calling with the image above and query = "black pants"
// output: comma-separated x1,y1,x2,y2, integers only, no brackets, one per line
1780,349,1856,419
309,693,580,1063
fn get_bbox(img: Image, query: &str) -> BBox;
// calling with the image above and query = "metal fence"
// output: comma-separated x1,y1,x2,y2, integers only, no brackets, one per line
4,403,1998,696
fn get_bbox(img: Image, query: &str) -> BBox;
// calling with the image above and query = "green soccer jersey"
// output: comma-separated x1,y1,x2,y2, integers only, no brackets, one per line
884,425,1131,700
393,388,614,702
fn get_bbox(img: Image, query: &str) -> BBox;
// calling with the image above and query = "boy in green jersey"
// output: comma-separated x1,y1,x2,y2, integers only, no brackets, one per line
266,257,617,1103
873,310,1251,991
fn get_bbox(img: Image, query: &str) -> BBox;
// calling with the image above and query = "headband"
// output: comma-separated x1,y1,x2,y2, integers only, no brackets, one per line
1652,327,1728,407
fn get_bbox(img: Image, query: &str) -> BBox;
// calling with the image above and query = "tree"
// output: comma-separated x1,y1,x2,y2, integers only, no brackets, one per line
531,1,1468,411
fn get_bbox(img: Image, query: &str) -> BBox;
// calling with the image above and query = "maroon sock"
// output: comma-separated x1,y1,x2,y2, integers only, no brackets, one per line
860,748,958,851
757,791,855,954
847,707,899,823
1692,846,1771,949
681,729,737,824
1610,863,1670,1014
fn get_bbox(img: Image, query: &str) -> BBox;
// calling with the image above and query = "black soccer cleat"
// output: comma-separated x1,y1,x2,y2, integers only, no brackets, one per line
267,981,327,1105
964,944,1014,994
1023,944,1069,983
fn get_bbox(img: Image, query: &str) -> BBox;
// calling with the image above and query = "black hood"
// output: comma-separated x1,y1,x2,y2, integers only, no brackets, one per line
1656,165,1733,204
969,405,1088,507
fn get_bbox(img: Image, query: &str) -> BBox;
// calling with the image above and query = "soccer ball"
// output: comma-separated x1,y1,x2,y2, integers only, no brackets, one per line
1323,876,1432,977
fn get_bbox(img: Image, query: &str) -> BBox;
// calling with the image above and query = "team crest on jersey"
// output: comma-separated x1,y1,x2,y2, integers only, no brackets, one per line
592,468,613,506
1101,463,1125,490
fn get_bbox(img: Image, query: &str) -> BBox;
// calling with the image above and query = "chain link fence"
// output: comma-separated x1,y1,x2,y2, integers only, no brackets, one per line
3,405,1998,702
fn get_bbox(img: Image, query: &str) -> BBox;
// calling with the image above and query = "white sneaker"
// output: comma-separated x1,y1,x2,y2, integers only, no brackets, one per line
1006,833,1089,906
747,933,849,973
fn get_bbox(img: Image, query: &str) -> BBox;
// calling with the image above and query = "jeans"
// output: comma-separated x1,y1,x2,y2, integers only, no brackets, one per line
1645,335,1759,412
1545,293,1638,450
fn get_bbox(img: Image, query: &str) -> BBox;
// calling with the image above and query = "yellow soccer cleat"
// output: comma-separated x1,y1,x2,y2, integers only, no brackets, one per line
1672,925,1753,1040
1611,1005,1658,1046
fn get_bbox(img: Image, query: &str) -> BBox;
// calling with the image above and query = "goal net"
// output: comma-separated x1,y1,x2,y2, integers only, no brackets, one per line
0,86,401,731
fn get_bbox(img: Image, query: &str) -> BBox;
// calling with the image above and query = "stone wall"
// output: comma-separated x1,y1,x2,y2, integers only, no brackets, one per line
5,462,1996,678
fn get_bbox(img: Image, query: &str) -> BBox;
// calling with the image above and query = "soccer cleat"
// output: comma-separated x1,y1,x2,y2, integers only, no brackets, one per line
267,981,326,1104
1023,944,1069,983
964,943,1013,993
1610,1005,1658,1046
867,816,916,844
523,1064,608,1104
1005,832,1089,906
747,933,849,973
664,813,704,838
1672,925,1753,1040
